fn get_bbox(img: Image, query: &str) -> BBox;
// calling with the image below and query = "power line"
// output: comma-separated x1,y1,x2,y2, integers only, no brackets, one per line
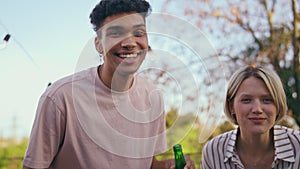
0,19,39,68
13,37,40,68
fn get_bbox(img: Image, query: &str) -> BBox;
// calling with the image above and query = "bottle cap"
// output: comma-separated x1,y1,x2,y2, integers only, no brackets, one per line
173,144,182,151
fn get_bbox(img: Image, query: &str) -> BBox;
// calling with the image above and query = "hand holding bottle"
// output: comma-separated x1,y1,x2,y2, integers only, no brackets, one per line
150,144,195,169
171,144,195,169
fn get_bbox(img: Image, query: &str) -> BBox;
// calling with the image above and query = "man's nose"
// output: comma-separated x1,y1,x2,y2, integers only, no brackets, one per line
121,35,137,49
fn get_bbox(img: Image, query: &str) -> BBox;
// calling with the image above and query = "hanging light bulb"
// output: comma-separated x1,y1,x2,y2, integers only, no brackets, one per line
0,33,11,49
4,34,10,41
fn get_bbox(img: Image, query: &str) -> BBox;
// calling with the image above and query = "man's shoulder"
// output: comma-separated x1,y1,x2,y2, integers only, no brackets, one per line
44,67,97,97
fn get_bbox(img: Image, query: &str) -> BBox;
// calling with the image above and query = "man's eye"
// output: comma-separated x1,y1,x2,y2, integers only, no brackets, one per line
108,31,123,37
133,30,145,36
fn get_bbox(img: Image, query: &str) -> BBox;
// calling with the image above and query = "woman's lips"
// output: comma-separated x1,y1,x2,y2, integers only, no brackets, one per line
249,117,266,123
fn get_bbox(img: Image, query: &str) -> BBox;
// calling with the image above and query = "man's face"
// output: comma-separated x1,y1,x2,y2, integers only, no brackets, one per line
95,13,148,76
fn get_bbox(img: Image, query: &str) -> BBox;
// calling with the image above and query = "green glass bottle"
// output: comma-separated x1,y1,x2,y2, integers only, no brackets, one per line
173,144,186,169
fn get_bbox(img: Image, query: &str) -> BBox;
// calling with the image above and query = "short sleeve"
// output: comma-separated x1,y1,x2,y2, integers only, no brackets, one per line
23,95,66,168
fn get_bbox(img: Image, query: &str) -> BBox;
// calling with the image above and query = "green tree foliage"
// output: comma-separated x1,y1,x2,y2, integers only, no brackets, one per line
0,138,28,169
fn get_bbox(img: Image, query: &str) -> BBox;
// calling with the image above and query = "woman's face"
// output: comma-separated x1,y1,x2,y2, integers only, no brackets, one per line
231,76,277,135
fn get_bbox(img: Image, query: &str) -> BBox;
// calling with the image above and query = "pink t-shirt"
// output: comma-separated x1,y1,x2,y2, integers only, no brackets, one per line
23,66,167,169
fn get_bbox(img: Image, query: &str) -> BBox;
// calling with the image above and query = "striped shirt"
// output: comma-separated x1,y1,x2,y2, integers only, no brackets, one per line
201,125,300,169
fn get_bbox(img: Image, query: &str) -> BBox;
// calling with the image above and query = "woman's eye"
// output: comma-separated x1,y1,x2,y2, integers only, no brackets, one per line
263,98,273,103
241,98,251,103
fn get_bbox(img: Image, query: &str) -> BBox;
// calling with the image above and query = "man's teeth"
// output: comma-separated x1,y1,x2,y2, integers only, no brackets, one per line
119,53,137,58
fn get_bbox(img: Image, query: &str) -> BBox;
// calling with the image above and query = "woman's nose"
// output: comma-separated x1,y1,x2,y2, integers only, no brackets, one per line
252,100,263,114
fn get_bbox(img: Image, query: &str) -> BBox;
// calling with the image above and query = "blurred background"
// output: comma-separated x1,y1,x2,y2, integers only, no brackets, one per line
1,0,300,168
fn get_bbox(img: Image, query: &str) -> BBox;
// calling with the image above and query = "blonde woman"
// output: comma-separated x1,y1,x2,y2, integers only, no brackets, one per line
201,65,300,169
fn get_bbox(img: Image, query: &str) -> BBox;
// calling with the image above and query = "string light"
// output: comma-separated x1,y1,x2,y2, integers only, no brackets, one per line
0,33,10,50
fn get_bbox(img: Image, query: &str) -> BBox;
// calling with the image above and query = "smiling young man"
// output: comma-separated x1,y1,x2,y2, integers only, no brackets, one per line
22,0,195,169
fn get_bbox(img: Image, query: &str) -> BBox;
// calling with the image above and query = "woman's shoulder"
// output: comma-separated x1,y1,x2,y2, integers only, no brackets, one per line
214,129,236,140
274,125,300,137
203,129,237,148
274,125,300,161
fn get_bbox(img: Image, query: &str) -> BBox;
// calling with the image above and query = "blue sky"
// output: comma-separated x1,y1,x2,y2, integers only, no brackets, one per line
0,0,172,138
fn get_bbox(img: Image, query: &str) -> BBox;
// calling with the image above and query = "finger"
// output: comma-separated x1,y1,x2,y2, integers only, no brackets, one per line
185,161,195,169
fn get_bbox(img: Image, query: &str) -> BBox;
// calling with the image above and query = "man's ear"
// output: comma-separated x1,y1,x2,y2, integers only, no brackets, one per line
95,36,103,54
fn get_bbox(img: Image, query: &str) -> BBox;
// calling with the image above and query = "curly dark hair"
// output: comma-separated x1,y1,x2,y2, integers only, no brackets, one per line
89,0,152,32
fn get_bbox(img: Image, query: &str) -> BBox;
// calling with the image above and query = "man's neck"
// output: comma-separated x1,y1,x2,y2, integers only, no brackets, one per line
98,65,134,92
